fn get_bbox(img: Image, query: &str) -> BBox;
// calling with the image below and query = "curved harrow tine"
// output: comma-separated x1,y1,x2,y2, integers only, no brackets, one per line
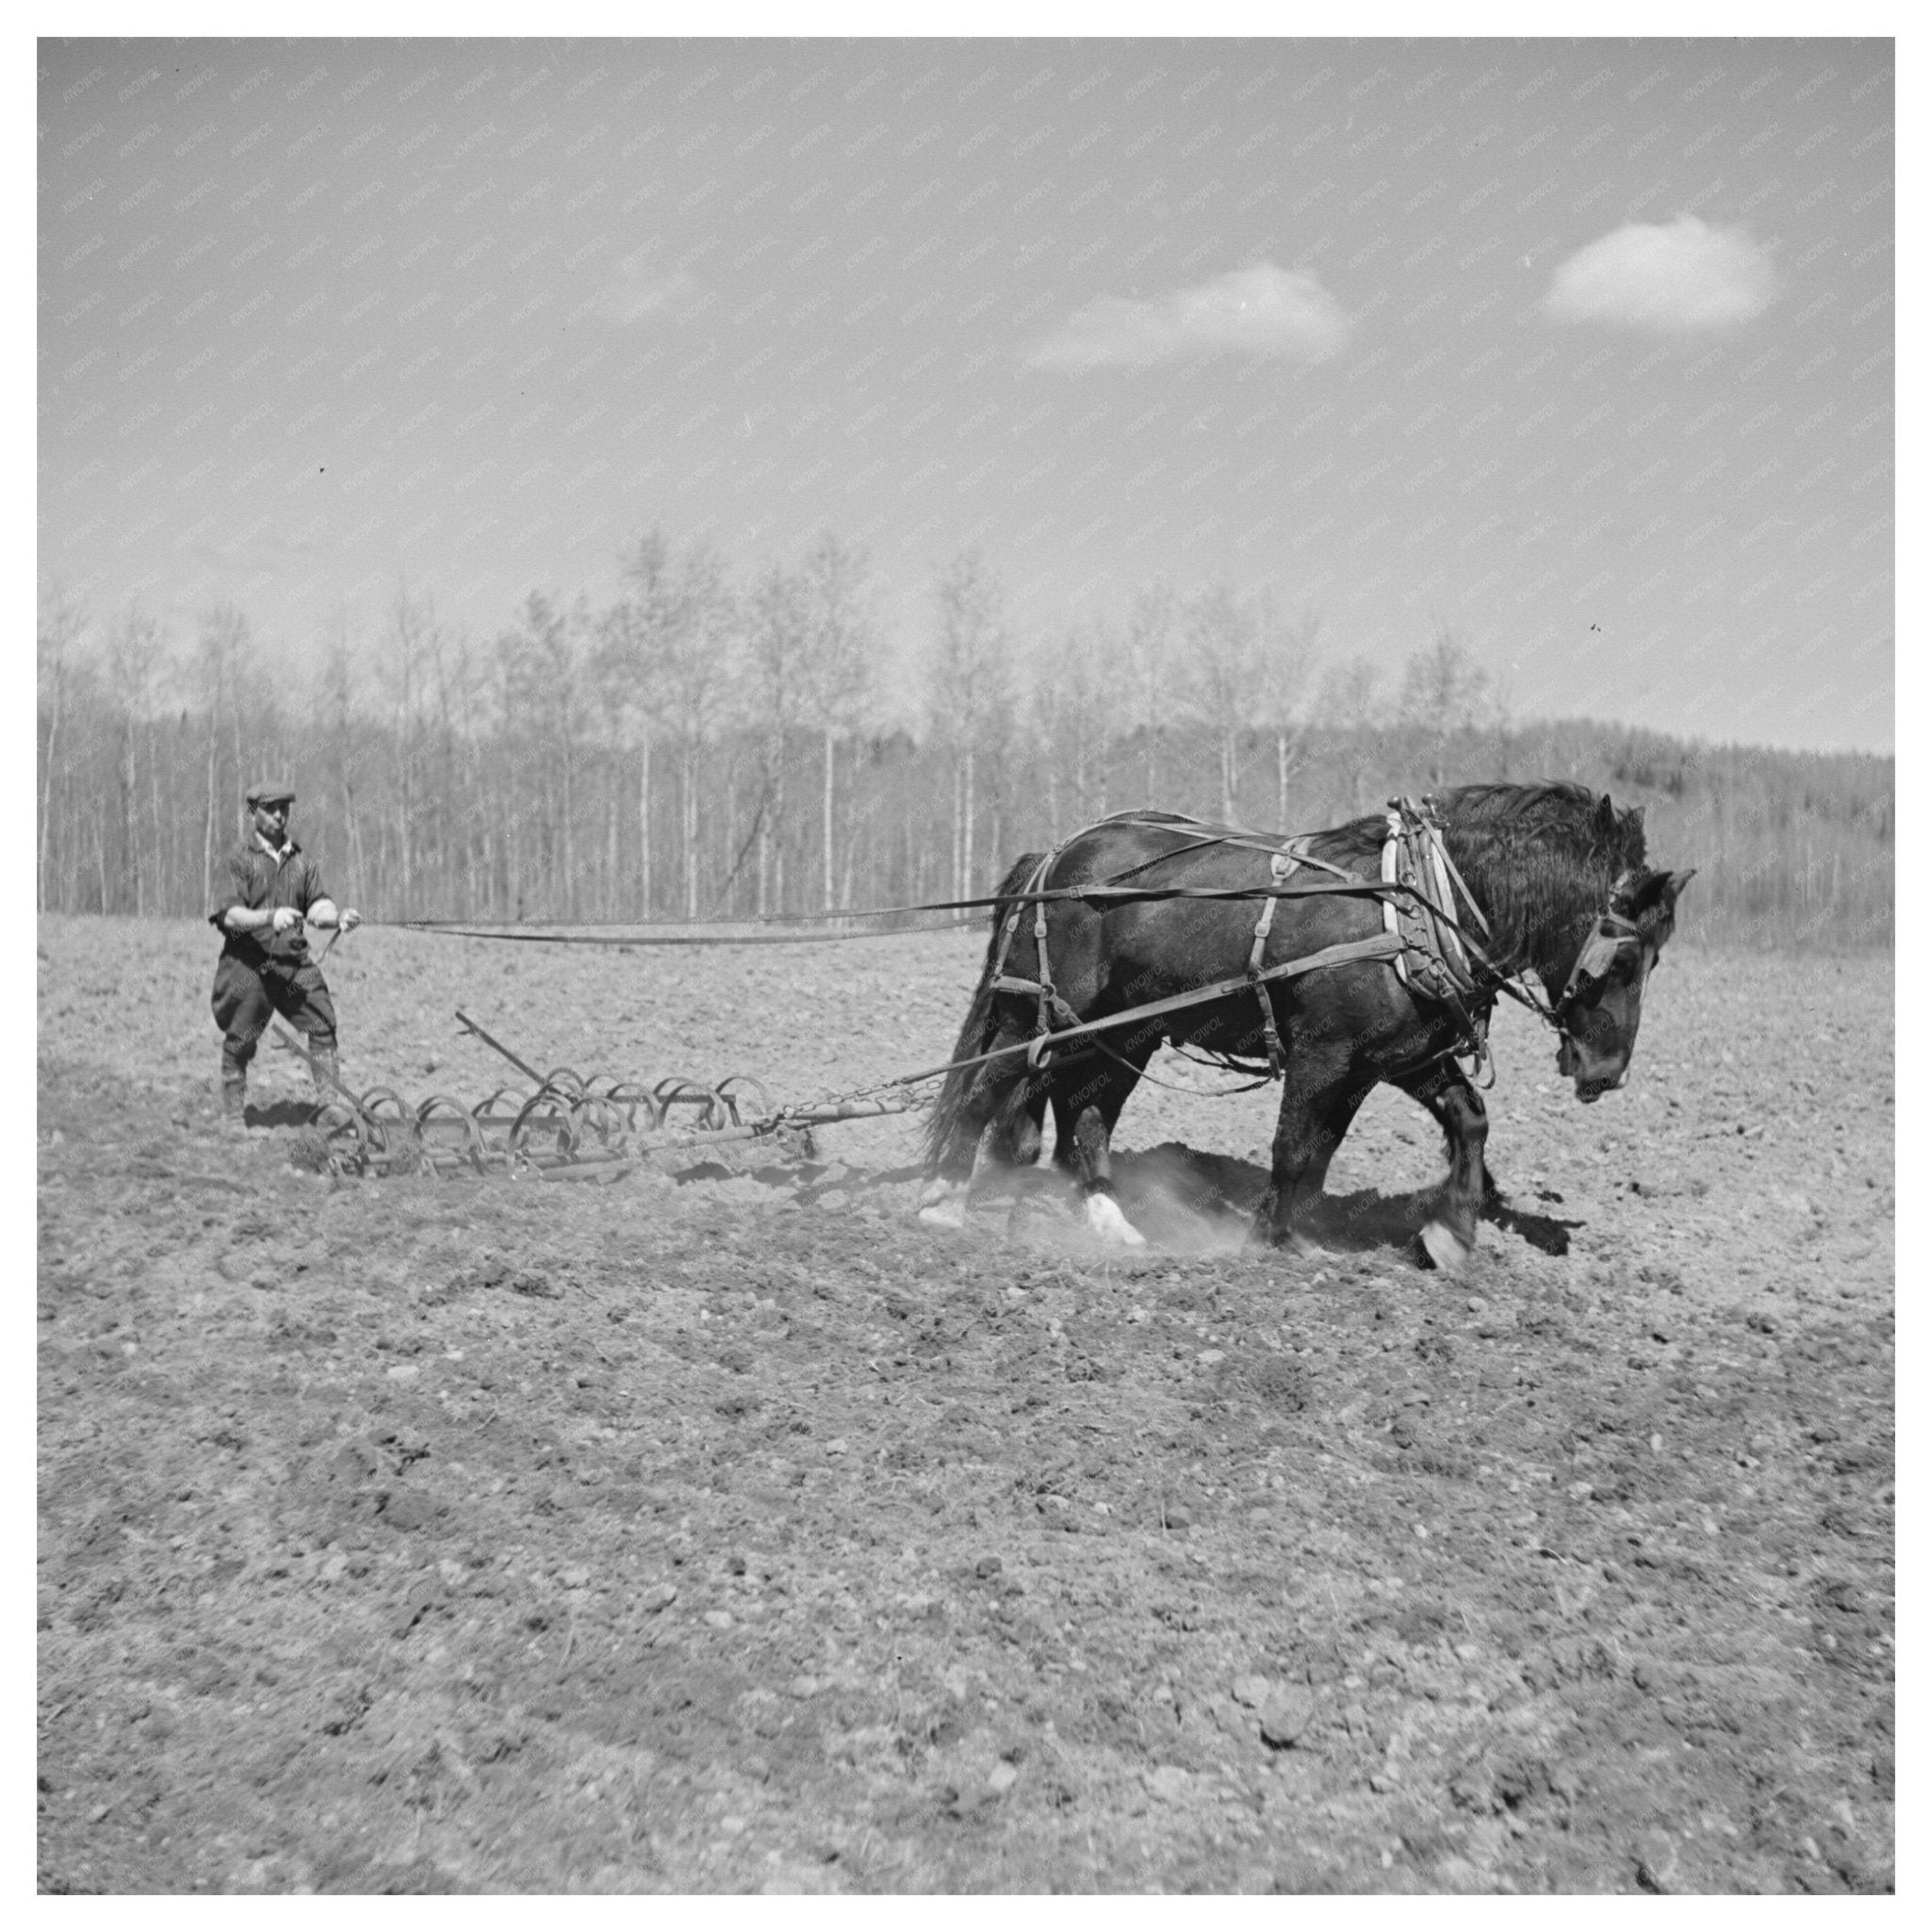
602,1080,665,1132
358,1086,425,1174
713,1074,774,1127
571,1094,634,1155
654,1076,730,1132
509,1088,580,1163
315,1097,372,1174
416,1094,491,1174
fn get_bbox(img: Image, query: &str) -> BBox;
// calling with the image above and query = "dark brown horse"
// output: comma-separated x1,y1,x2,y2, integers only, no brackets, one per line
918,783,1692,1268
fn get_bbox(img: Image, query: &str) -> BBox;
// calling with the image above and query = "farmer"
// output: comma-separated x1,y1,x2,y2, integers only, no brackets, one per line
208,779,360,1126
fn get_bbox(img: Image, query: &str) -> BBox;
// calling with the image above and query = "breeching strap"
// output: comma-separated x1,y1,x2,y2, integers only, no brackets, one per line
987,843,1084,1039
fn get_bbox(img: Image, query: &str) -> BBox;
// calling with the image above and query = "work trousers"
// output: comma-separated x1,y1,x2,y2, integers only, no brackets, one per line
211,951,339,1086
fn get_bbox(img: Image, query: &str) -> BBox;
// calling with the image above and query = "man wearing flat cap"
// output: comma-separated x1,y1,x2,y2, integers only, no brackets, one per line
208,780,361,1126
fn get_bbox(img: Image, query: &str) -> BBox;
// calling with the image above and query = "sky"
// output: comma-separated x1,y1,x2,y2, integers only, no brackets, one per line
38,33,1894,752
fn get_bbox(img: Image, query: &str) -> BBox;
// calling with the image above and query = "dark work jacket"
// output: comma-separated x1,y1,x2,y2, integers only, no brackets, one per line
208,837,330,969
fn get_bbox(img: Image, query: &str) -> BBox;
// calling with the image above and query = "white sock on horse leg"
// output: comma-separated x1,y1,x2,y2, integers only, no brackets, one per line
917,1179,969,1228
1085,1190,1147,1246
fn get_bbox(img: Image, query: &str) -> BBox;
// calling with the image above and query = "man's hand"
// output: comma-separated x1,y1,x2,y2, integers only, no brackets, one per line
271,907,303,934
340,908,362,934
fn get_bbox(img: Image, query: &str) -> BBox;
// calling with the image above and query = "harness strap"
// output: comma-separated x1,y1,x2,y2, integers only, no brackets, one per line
1033,889,1061,1038
1011,930,1405,1071
1427,825,1491,940
1243,839,1315,1077
1246,894,1283,1076
989,842,1084,1042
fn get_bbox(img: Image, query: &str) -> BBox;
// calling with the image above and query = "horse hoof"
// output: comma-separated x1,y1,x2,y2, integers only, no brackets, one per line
1084,1191,1147,1247
1274,1228,1332,1258
1419,1220,1473,1273
916,1183,969,1229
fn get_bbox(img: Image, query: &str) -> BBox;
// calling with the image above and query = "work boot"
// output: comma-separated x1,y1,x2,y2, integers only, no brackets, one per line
221,1078,248,1130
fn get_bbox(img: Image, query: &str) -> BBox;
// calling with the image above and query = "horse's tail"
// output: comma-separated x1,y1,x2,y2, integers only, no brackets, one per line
921,850,1046,1170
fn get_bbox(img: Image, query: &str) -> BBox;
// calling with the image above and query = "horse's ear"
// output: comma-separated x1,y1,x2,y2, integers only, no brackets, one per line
1632,868,1695,914
1595,793,1621,839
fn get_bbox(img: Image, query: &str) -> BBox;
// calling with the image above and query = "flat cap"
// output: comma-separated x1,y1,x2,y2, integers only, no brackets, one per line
245,778,297,806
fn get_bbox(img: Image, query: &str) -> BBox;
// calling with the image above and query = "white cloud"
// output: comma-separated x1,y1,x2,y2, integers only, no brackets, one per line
1027,263,1352,371
601,258,699,325
1542,216,1779,335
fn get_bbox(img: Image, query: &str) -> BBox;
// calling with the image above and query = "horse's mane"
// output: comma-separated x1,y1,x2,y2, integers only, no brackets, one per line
1311,782,1651,976
1314,783,1639,866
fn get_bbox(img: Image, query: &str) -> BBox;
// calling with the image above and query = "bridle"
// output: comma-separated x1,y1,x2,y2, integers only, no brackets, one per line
1469,878,1651,1061
1554,907,1646,1012
1544,889,1653,1072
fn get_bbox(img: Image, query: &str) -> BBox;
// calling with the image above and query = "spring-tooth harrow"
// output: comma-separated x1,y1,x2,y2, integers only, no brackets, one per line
271,1009,910,1181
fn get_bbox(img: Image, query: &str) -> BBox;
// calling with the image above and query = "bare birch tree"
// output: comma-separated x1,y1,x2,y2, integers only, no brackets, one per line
194,602,252,911
103,602,165,914
1120,580,1178,804
381,586,440,912
746,560,810,916
1399,627,1499,785
927,550,1013,898
797,532,878,913
1316,654,1382,729
1185,586,1267,825
37,585,88,914
597,530,682,918
1315,653,1385,812
1028,612,1121,836
317,608,370,911
620,538,743,920
1256,597,1323,828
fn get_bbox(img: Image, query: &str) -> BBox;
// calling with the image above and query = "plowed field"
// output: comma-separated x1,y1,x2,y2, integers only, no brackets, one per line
37,914,1893,1893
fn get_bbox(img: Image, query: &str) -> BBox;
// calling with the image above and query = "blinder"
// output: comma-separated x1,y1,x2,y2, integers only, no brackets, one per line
1558,909,1644,1009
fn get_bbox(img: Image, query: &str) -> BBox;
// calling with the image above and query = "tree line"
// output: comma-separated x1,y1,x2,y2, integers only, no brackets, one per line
38,532,1891,950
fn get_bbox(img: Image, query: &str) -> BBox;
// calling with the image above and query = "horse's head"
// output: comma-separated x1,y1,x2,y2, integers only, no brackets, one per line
1553,867,1694,1102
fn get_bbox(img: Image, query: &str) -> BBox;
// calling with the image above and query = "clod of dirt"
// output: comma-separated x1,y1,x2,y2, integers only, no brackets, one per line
391,1575,441,1638
1258,1688,1318,1749
378,1489,439,1532
1230,1674,1273,1708
1634,1832,1682,1893
640,1584,677,1613
511,1271,560,1299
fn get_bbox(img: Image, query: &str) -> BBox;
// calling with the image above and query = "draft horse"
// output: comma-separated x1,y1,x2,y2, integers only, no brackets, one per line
918,783,1692,1269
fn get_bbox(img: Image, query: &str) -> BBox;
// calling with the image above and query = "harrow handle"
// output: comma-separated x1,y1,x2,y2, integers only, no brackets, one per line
455,1009,546,1086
